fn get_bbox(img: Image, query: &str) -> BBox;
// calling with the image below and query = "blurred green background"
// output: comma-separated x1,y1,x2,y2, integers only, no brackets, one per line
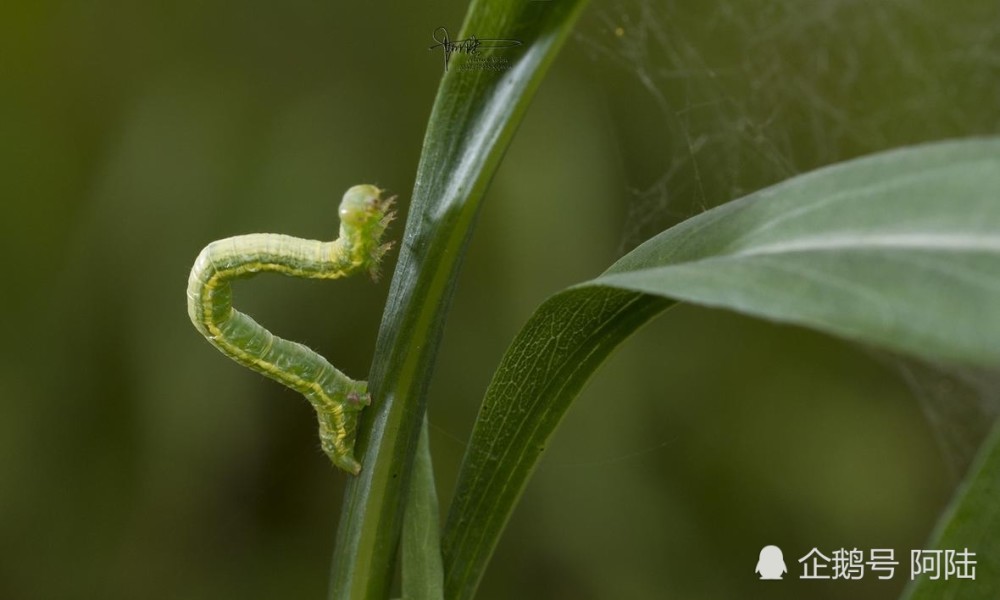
2,0,998,598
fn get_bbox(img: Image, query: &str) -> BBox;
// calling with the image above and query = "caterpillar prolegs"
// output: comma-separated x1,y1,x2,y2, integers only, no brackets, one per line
186,184,395,474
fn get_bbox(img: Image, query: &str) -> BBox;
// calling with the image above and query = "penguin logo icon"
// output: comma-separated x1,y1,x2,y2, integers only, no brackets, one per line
756,545,787,580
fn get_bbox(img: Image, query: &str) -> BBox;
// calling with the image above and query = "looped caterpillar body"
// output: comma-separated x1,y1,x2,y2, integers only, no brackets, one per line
186,184,395,474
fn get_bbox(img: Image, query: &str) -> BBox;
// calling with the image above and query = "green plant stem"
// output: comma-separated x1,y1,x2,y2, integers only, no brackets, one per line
326,2,589,598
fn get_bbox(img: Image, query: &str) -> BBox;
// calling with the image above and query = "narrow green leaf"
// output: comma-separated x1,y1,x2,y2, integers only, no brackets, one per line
443,137,1000,598
901,421,1000,599
327,1,588,598
442,288,668,599
401,419,444,600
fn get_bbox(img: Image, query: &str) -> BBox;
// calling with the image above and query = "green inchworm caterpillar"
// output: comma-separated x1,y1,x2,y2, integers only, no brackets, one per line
186,184,395,475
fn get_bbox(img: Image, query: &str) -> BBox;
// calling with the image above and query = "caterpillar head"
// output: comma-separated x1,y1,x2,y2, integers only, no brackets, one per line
338,184,396,279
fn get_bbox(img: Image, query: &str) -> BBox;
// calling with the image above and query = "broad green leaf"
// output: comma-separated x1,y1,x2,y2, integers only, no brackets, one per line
327,1,588,598
902,421,1000,600
442,137,1000,598
600,138,1000,367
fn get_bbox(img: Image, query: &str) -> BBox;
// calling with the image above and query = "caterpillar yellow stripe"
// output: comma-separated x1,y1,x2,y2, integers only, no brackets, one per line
186,184,394,474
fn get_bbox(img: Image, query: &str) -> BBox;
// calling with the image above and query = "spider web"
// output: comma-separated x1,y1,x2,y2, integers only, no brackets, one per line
574,0,1000,474
890,358,1000,476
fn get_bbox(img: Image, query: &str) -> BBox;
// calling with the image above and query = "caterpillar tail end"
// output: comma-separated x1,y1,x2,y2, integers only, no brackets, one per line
334,454,363,476
320,426,365,476
318,385,370,476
